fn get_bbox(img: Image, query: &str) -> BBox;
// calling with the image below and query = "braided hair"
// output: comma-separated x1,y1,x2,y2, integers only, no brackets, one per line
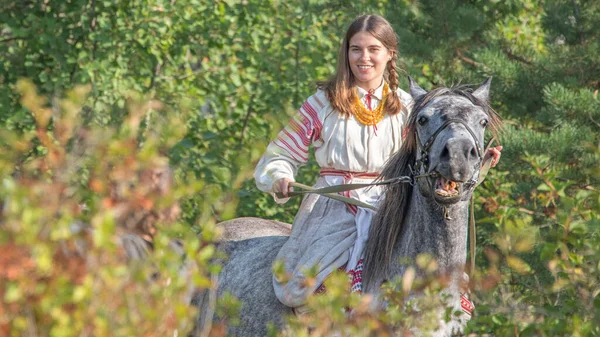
319,14,404,117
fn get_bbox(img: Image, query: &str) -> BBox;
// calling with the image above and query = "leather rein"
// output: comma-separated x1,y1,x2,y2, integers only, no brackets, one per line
278,119,493,204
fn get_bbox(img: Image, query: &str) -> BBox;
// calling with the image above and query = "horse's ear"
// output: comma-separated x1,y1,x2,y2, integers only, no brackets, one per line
472,77,492,102
408,76,427,100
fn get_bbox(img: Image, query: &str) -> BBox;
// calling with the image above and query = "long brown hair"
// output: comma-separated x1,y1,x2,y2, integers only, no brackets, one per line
318,14,402,117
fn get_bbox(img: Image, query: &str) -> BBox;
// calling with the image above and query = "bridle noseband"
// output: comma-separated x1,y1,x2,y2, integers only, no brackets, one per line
413,117,484,190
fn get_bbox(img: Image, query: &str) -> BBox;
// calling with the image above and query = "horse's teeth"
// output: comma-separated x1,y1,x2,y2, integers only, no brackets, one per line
435,177,459,195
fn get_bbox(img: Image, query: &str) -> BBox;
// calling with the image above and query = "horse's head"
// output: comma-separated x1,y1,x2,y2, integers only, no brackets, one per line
407,77,501,205
363,78,502,293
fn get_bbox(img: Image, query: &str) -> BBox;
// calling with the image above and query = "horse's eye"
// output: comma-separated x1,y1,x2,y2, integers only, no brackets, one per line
418,116,428,126
480,119,488,127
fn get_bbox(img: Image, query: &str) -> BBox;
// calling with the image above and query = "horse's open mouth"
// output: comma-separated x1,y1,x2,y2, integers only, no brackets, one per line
434,176,460,197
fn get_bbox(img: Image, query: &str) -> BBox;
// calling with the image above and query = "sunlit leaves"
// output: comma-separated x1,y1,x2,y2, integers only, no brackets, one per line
0,81,223,336
469,147,600,335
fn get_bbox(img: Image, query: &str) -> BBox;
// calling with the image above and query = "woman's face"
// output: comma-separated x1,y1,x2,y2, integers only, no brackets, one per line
348,31,392,91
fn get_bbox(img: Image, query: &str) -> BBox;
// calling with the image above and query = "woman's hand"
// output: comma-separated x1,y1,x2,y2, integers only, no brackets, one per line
274,178,294,197
484,145,503,168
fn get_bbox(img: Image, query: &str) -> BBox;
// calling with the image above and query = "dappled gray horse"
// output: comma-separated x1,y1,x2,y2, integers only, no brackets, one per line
194,78,501,337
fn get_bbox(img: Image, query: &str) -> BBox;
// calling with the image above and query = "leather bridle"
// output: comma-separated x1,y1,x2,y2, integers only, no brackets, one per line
414,118,484,178
413,117,486,195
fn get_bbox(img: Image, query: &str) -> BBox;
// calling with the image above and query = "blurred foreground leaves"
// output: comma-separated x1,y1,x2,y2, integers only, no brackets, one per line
0,80,226,337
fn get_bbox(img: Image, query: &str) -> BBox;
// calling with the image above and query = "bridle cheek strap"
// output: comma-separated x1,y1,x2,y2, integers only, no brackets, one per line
415,118,484,176
415,118,496,280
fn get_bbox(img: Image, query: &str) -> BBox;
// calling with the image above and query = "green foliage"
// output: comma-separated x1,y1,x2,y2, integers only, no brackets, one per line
501,124,597,182
0,80,222,336
540,82,600,127
468,148,600,336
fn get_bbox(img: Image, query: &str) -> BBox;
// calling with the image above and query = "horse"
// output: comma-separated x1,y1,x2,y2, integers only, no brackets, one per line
193,78,502,337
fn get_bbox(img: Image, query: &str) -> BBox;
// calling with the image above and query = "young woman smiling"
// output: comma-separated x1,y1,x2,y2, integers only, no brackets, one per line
254,14,500,310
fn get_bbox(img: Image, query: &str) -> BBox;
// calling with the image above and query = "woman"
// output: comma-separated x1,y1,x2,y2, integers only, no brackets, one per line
254,14,500,309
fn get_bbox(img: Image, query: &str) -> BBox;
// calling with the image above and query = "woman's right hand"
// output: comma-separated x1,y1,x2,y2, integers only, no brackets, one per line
274,178,294,198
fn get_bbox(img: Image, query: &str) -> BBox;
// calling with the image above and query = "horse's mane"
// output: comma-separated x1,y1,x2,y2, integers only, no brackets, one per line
362,85,502,289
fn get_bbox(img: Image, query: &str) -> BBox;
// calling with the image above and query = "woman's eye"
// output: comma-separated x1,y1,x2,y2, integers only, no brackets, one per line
418,116,428,125
480,119,488,127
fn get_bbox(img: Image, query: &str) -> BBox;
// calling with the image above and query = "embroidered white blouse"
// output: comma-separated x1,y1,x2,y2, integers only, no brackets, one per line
254,82,414,275
254,82,414,197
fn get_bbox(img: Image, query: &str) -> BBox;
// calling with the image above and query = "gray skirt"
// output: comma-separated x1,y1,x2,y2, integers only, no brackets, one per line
273,177,357,307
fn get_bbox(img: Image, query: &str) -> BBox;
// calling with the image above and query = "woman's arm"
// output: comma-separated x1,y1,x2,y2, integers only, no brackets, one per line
254,96,322,203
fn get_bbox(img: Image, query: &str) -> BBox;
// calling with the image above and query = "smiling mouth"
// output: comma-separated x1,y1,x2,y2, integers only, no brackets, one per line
434,176,460,197
358,65,373,69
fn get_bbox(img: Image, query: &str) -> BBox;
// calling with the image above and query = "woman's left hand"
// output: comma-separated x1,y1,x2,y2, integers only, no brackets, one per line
484,145,503,168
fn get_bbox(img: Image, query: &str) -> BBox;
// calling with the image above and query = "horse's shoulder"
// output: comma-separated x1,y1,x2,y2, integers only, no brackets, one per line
217,217,291,241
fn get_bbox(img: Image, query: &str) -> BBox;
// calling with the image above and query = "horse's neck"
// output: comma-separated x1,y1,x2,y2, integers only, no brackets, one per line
394,189,469,275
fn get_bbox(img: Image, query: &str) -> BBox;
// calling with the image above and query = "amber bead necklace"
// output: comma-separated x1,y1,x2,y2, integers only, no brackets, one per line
352,83,389,126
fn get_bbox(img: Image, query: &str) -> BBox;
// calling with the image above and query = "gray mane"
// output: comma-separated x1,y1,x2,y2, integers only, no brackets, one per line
362,85,502,289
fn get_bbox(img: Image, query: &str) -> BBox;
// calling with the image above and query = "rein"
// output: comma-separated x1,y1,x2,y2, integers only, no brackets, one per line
276,140,494,205
275,173,431,210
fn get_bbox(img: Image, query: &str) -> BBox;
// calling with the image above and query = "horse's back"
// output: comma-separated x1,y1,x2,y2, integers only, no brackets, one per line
194,218,292,336
218,216,291,241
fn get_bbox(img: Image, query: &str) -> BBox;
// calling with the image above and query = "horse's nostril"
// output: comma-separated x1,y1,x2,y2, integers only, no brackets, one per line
441,147,450,159
470,147,477,158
